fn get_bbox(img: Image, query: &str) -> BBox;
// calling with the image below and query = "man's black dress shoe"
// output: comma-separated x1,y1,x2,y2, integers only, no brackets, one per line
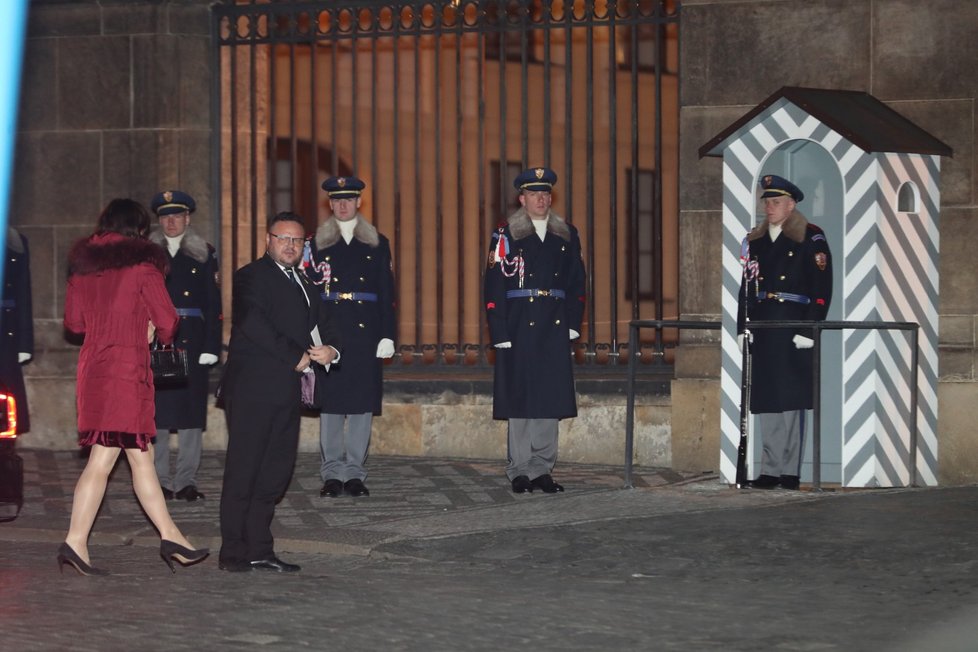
218,559,253,573
747,474,780,489
250,556,300,573
344,478,370,497
530,474,564,494
779,475,800,490
320,479,343,498
160,486,174,500
175,485,205,501
511,475,533,493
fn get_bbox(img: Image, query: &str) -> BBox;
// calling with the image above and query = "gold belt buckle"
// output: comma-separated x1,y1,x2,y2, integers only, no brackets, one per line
338,292,354,300
536,290,550,297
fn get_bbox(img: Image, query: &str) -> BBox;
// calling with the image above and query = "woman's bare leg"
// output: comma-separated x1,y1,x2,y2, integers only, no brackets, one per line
126,444,195,549
64,444,122,564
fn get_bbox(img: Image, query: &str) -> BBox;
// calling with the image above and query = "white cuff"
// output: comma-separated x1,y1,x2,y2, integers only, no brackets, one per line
569,329,580,340
18,352,32,364
494,341,512,349
198,353,219,365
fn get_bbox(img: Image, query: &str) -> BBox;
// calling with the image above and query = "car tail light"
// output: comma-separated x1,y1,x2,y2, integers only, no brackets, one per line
0,392,16,438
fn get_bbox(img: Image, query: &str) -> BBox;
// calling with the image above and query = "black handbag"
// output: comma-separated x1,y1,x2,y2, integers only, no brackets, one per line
150,341,189,386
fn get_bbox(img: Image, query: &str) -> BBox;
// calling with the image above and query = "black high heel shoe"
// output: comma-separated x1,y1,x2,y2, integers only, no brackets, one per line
57,543,109,576
160,540,209,573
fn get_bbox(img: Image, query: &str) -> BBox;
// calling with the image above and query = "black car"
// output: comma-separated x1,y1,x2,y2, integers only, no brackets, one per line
0,386,23,522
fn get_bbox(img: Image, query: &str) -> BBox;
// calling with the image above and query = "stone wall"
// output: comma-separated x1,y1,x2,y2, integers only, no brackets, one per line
13,0,215,448
13,0,978,482
674,0,978,483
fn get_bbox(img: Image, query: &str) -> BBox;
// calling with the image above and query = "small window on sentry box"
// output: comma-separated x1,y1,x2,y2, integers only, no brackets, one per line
898,181,919,213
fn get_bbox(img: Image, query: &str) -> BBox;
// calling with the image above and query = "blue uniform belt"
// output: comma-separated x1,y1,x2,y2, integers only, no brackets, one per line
1,299,14,309
322,292,378,302
757,291,810,305
175,308,203,318
505,289,566,299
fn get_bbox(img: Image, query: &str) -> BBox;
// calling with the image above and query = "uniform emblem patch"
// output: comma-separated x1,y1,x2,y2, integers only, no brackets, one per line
163,191,173,202
815,253,827,271
534,168,544,179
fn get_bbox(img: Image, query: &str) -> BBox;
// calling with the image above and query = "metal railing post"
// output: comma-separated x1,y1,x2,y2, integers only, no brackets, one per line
624,321,638,488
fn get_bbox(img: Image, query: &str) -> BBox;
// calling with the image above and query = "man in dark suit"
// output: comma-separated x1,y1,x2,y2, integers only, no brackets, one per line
484,167,586,494
218,212,340,573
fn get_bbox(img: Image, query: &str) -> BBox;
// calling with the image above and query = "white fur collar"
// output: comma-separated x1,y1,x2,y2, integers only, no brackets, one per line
506,207,571,242
315,214,380,249
148,225,211,263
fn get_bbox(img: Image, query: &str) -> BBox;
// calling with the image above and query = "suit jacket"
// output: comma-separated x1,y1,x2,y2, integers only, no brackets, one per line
222,254,340,408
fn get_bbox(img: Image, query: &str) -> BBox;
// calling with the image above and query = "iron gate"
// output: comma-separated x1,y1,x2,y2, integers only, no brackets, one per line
211,0,680,370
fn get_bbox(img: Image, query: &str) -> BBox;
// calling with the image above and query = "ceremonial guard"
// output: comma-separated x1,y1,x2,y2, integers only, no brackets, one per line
484,167,586,494
0,228,34,435
737,174,833,490
302,176,395,498
149,191,222,501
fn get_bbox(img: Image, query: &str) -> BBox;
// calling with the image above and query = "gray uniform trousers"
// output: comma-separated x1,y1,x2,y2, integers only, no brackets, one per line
154,428,203,491
757,410,804,477
506,417,559,481
320,412,372,482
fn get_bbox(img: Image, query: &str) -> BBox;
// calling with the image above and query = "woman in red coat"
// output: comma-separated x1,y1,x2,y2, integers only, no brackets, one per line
60,199,208,575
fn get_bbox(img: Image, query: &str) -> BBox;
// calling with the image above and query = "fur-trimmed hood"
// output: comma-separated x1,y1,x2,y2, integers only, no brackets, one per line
314,214,380,249
506,207,571,242
67,232,170,277
148,225,211,264
747,209,809,244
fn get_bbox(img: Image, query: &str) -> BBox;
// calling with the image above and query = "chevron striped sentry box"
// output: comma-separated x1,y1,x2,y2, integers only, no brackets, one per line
700,87,953,488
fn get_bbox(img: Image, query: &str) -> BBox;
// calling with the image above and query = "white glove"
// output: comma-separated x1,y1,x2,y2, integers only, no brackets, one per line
495,341,512,349
569,329,580,340
18,352,31,364
198,353,219,365
376,338,395,359
793,334,814,349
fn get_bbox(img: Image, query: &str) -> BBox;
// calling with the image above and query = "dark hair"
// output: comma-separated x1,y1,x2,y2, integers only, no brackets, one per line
95,198,152,238
268,211,305,231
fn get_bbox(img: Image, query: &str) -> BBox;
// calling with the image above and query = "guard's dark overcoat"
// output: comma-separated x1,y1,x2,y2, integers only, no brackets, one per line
484,209,586,420
1,229,33,434
737,210,832,413
149,227,222,429
305,216,395,415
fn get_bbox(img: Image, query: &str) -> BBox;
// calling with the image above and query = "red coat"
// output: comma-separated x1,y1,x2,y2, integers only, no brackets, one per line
64,233,178,437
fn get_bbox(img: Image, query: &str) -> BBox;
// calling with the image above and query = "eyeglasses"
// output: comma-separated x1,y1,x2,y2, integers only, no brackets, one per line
269,233,305,246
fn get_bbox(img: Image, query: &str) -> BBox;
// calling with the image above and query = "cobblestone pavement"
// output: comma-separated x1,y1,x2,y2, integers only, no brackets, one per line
1,450,977,651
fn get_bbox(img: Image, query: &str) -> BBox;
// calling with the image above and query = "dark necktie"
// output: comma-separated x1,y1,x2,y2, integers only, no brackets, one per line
286,267,308,306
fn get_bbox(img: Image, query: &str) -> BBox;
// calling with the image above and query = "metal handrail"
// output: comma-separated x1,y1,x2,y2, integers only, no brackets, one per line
625,319,921,490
